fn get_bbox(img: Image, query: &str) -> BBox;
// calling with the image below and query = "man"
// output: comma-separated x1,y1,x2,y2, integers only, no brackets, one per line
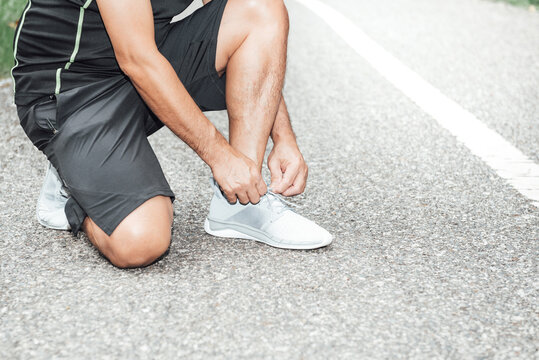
12,0,332,268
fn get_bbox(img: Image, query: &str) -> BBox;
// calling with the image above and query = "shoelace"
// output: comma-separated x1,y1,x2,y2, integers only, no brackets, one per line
211,177,300,222
264,190,300,222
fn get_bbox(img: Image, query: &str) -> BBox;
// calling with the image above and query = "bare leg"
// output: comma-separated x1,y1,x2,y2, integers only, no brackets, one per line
82,0,288,266
215,0,289,169
82,195,173,268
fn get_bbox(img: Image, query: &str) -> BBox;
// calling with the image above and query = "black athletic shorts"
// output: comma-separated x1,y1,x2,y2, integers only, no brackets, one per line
16,0,228,236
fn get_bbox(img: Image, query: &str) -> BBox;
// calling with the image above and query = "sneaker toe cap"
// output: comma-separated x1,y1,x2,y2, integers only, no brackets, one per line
268,212,333,247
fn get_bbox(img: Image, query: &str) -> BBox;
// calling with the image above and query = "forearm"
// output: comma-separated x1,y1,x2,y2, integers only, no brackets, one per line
267,95,308,196
271,95,297,144
125,52,229,167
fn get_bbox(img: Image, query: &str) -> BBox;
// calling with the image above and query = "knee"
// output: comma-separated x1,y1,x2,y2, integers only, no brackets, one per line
240,0,289,31
109,227,171,269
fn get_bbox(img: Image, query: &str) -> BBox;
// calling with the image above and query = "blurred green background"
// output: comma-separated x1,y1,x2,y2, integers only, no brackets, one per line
1,0,538,76
1,0,27,76
504,0,539,5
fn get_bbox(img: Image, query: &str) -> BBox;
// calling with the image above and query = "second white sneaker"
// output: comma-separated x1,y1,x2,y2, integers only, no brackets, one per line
36,162,71,231
204,178,333,249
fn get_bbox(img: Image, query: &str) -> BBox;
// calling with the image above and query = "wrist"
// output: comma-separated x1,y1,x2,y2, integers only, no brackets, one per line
271,128,297,146
201,127,230,169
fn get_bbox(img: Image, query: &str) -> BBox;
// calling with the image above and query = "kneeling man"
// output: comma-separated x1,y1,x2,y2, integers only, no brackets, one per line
12,0,332,268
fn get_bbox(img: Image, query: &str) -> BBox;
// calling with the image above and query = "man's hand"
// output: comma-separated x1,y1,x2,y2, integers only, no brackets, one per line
268,140,308,196
268,95,308,196
211,145,267,204
97,0,266,203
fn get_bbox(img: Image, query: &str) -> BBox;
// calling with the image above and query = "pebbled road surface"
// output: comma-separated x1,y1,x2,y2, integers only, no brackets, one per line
1,0,537,358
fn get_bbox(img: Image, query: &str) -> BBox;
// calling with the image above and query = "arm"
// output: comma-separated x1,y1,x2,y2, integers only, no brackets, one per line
96,0,265,203
271,95,297,144
268,95,309,196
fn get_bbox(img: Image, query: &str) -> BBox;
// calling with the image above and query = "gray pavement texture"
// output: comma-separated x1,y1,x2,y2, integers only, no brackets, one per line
0,0,538,358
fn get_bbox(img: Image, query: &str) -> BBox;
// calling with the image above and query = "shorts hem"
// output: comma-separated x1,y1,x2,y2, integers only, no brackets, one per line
71,189,175,237
101,189,175,236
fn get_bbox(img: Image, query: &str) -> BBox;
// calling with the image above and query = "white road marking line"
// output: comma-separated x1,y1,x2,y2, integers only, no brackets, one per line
294,0,539,208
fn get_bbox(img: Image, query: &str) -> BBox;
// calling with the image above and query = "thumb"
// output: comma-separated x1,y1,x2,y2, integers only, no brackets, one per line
268,158,284,192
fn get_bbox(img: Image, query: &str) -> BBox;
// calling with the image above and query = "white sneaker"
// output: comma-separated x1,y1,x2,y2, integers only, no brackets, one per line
204,178,333,249
36,162,71,230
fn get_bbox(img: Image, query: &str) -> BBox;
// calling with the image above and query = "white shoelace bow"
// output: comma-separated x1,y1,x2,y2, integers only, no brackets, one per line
264,190,300,222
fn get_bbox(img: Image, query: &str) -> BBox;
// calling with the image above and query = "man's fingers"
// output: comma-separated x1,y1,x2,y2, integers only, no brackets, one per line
282,167,307,196
224,190,237,204
247,187,261,204
282,178,305,196
268,159,284,191
236,191,250,205
278,163,299,193
256,179,268,196
282,180,306,196
217,183,237,204
282,184,301,197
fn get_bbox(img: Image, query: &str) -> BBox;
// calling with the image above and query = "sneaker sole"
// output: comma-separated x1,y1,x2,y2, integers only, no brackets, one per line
36,216,70,231
204,218,332,250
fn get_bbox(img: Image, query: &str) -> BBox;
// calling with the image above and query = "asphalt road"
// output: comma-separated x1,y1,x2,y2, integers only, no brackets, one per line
1,0,538,358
